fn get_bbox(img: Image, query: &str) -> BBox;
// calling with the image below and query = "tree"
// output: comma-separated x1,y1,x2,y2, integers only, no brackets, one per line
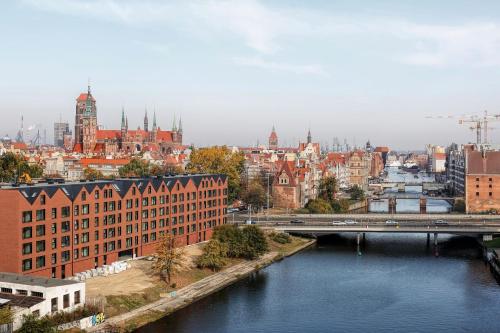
213,225,245,258
349,185,365,201
152,234,184,284
0,152,43,182
186,146,245,202
242,181,267,211
318,176,337,202
454,199,465,213
306,198,333,214
119,159,150,177
240,225,269,259
196,239,228,271
331,198,350,213
84,167,103,181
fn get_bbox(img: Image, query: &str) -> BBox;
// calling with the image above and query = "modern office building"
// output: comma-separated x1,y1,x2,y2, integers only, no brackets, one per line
0,174,228,279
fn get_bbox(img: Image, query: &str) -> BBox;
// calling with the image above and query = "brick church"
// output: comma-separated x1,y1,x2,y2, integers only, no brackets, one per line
73,85,183,155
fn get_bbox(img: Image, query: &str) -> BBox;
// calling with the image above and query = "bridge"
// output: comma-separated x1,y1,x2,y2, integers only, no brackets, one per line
379,182,446,192
231,213,500,241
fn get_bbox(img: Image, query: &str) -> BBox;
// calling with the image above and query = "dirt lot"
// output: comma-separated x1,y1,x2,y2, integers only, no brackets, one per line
86,242,206,298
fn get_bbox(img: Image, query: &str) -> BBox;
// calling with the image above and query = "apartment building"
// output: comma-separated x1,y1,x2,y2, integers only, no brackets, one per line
0,174,228,279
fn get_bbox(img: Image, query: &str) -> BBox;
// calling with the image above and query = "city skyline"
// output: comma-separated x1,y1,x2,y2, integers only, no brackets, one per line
3,0,500,149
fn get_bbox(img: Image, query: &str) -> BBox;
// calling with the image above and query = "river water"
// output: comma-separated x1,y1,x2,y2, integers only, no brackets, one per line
136,234,500,333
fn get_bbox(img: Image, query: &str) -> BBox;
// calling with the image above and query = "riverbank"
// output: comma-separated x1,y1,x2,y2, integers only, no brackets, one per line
87,237,315,332
481,238,500,282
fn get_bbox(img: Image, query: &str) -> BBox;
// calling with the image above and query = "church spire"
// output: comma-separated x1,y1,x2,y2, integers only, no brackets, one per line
153,110,157,131
121,107,126,129
144,108,149,132
307,128,312,144
178,116,183,134
172,114,177,131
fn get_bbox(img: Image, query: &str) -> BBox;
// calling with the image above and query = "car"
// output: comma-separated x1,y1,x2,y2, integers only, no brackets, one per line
344,220,358,225
433,220,448,225
290,219,305,224
332,221,347,225
227,208,239,213
245,219,256,225
385,220,398,225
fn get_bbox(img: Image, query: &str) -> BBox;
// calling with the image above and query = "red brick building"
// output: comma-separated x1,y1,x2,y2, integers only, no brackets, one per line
465,150,500,213
0,174,228,278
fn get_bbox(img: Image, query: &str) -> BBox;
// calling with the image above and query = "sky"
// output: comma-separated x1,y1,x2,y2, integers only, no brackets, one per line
2,0,500,150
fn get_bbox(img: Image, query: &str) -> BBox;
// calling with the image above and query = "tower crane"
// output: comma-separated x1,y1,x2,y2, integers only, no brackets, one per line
426,111,500,145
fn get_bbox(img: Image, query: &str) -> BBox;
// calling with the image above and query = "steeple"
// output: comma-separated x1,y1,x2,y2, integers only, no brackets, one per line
126,117,128,130
178,117,183,134
307,128,312,144
144,108,149,132
172,114,178,131
121,107,126,129
153,110,157,131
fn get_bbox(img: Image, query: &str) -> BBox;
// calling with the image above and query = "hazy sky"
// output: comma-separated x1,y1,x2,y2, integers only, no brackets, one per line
2,0,500,150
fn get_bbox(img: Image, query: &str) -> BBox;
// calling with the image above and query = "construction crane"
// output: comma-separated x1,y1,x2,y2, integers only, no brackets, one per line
427,111,500,145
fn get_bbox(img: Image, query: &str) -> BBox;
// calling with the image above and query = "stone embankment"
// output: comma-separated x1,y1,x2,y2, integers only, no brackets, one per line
88,239,315,332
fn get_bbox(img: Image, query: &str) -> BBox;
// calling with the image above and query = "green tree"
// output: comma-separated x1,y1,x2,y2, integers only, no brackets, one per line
349,185,365,201
83,167,103,181
331,198,350,213
119,159,151,177
318,176,337,202
18,314,55,333
213,225,245,257
186,146,245,202
306,198,333,214
454,199,465,213
152,234,184,284
0,152,43,182
196,239,228,271
242,181,268,211
240,225,269,259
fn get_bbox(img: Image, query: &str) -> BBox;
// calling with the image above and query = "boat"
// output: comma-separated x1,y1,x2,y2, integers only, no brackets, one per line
387,161,402,168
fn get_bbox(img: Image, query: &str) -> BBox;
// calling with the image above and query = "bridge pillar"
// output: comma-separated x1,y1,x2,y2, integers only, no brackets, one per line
483,234,493,242
427,233,430,245
434,233,438,246
420,196,427,214
357,233,362,256
388,197,397,214
363,233,366,241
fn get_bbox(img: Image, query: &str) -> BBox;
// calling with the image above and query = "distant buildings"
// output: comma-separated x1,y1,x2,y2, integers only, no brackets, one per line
73,86,183,155
427,145,446,173
53,122,71,148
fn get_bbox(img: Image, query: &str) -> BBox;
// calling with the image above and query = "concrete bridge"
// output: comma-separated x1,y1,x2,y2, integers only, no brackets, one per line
380,182,446,192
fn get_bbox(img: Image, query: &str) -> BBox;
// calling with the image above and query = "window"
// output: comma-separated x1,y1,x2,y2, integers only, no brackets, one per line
36,209,45,221
0,288,12,294
51,238,57,249
51,297,58,313
31,291,43,298
82,204,89,215
51,223,57,234
82,219,89,229
489,192,493,197
95,190,100,199
36,225,45,237
61,250,70,263
36,256,45,268
81,192,86,200
61,236,70,247
22,243,32,255
61,206,70,218
81,247,89,257
476,192,480,197
40,195,46,205
22,227,32,239
22,211,32,223
51,208,57,219
61,221,70,233
36,240,45,252
51,253,57,264
22,259,32,271
17,289,28,296
74,291,81,304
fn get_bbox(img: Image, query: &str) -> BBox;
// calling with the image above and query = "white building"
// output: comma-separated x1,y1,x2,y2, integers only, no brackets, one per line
0,272,85,330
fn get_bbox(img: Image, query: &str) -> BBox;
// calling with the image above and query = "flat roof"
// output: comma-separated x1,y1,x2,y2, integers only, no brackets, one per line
0,272,81,288
0,293,44,308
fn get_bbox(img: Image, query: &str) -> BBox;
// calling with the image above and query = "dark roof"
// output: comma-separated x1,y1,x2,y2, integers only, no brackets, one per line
0,272,81,288
1,174,228,204
467,151,500,175
0,293,44,308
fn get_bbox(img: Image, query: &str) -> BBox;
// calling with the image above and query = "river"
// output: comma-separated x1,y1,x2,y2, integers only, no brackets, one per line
136,234,500,333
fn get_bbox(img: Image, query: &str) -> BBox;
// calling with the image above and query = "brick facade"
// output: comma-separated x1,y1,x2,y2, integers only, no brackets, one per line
0,174,228,278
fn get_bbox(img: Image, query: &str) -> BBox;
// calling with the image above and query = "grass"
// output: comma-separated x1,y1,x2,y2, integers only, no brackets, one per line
484,237,500,248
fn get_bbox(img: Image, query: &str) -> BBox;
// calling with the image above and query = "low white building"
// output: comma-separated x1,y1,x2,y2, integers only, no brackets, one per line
0,272,85,330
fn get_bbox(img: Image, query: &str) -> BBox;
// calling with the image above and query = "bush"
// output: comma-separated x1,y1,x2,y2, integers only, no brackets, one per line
270,232,292,244
0,306,13,325
305,198,333,214
453,199,465,213
18,314,55,333
212,225,269,260
331,198,350,213
197,239,228,271
46,303,100,326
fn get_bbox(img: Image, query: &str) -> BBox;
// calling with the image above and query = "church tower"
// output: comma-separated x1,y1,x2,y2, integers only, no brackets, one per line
307,128,312,144
81,84,97,154
269,126,278,150
75,83,96,150
144,109,149,132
